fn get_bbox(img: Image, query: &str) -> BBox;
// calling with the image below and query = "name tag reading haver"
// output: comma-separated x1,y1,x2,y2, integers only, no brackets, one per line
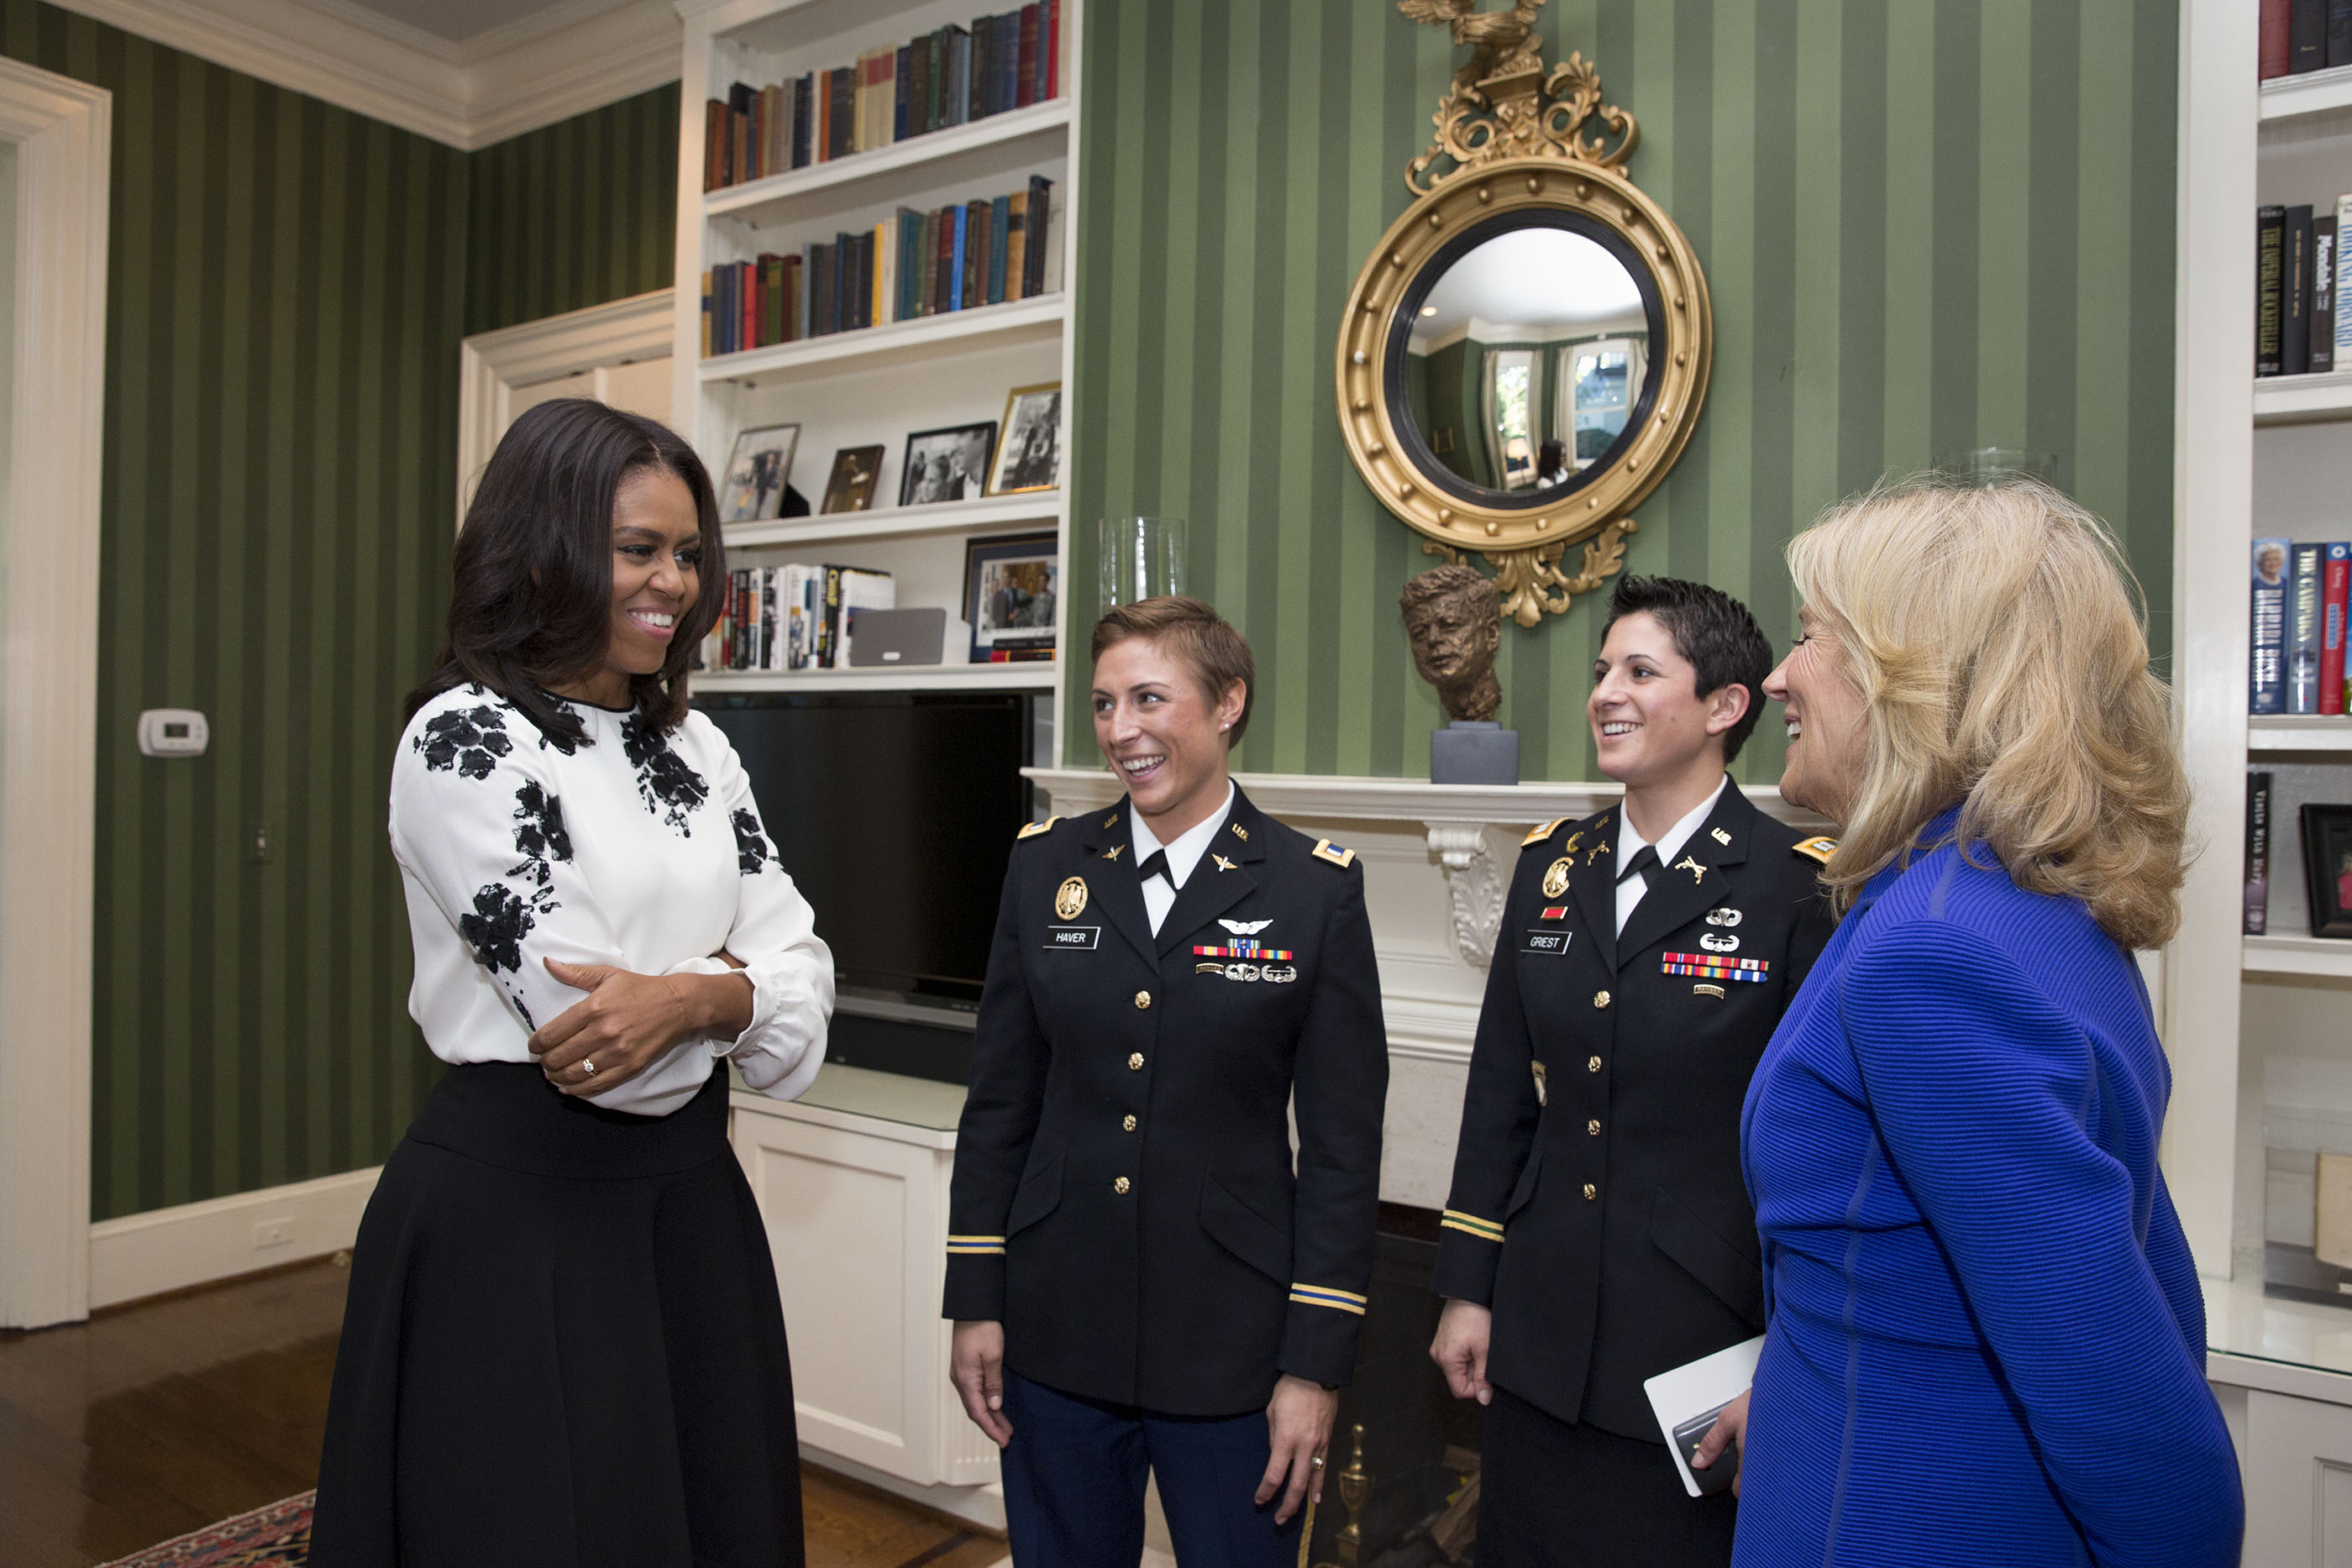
1044,926,1100,950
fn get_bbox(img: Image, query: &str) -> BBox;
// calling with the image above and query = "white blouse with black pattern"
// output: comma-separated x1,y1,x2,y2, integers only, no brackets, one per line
390,684,833,1117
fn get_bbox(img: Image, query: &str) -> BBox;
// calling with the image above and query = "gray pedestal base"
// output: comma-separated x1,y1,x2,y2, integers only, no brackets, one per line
1430,721,1520,786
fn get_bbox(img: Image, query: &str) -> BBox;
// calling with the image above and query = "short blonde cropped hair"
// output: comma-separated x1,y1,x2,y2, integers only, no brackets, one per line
1787,475,2188,950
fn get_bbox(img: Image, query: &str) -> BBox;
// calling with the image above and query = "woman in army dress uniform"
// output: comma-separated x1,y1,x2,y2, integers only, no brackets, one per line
1427,576,1837,1567
944,596,1388,1568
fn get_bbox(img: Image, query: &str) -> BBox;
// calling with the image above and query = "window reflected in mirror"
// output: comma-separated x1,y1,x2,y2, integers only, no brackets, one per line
1399,223,1653,501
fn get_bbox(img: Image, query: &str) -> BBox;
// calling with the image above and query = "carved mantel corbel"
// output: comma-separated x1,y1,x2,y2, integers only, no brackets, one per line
1424,822,1507,969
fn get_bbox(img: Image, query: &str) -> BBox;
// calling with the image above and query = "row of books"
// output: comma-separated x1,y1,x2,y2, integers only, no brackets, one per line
2251,538,2351,714
702,2,1063,191
2257,202,2351,376
701,177,1058,358
701,564,895,673
2261,0,2352,78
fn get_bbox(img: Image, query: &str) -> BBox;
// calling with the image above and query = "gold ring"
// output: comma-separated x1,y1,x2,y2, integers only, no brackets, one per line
1311,1456,1325,1468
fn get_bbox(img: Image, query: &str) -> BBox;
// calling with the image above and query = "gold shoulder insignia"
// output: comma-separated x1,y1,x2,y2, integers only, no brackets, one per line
1016,815,1063,841
1521,815,1570,848
1793,835,1837,865
1311,838,1357,868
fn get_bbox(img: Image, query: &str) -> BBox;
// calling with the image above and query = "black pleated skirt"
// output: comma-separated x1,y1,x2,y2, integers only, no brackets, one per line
309,1063,805,1568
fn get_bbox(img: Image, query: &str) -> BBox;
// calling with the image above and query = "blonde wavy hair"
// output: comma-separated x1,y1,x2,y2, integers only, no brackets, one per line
1786,475,2188,950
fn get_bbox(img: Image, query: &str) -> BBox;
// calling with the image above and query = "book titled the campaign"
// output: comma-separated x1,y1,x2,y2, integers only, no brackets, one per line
2292,542,2327,713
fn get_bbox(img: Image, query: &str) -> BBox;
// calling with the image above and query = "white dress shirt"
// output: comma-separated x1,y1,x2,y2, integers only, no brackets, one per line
1614,774,1730,936
1131,780,1236,935
390,685,835,1116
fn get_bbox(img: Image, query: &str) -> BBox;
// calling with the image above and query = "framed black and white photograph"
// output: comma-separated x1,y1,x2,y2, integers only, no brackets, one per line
898,422,997,507
717,422,800,523
822,444,884,514
988,382,1063,495
963,532,1058,662
2301,804,2352,939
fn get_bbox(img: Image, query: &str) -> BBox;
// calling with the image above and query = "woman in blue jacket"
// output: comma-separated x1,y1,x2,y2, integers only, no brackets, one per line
1695,477,2243,1566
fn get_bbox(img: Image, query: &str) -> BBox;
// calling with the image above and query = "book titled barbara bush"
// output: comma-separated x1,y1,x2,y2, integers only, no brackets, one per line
2253,538,2292,716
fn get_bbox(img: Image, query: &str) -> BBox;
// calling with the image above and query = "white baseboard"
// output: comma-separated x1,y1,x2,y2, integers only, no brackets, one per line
87,1166,381,1309
800,1447,1006,1534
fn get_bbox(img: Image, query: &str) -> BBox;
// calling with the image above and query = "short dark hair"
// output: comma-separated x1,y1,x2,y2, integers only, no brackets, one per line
1604,575,1773,764
1090,595,1256,745
407,399,725,747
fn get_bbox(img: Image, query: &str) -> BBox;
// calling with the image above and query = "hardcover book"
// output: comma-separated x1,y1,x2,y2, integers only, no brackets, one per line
2287,205,2316,376
2260,206,2287,377
2292,542,2326,713
2325,542,2350,716
2247,771,2273,937
2318,216,2339,374
2254,537,2292,715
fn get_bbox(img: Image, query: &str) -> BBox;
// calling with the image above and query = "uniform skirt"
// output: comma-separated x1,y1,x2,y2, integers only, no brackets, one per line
309,1062,805,1568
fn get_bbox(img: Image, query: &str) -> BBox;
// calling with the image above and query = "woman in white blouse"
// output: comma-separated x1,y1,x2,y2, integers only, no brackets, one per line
309,399,833,1568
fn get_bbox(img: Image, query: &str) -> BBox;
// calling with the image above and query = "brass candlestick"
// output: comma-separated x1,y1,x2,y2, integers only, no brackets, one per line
1313,1422,1370,1568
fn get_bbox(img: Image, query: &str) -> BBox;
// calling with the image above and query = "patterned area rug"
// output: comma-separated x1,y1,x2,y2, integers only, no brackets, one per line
100,1491,311,1567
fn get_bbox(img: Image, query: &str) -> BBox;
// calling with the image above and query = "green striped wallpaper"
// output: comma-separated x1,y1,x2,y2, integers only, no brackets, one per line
1065,0,2178,783
465,83,680,336
1,1,683,1220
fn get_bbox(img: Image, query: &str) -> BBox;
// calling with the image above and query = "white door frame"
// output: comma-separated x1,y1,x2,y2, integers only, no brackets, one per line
0,57,108,1329
455,287,675,530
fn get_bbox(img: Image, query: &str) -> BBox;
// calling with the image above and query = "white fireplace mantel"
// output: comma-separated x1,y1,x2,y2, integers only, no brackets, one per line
1023,768,1824,969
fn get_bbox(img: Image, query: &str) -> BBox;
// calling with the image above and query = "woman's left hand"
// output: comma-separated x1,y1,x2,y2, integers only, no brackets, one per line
528,957,745,1094
1256,1374,1337,1527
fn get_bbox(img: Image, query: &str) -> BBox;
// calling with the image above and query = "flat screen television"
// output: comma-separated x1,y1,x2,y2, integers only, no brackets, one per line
695,690,1034,1009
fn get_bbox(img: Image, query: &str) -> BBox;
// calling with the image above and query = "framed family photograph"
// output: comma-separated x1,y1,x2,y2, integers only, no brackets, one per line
989,382,1063,495
822,444,885,514
2301,804,2352,939
899,422,997,506
718,422,800,523
963,532,1058,662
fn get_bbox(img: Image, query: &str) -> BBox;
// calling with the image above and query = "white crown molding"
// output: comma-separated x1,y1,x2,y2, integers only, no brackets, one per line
50,0,680,150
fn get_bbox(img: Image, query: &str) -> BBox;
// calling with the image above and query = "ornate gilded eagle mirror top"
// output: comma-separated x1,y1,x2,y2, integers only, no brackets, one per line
1339,0,1713,624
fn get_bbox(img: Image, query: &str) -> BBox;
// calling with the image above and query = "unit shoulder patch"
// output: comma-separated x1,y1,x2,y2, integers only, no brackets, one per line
1792,835,1837,865
1016,815,1064,841
1311,838,1357,868
1521,815,1571,848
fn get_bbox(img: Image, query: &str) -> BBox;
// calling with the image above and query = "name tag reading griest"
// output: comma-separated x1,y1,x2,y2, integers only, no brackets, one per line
1043,926,1100,951
1521,929,1573,957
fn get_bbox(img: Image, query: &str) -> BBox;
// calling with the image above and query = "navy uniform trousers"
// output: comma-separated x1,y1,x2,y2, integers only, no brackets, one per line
945,787,1389,1568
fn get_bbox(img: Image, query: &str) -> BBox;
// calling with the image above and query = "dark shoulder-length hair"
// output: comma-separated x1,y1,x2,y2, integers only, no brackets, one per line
406,398,726,746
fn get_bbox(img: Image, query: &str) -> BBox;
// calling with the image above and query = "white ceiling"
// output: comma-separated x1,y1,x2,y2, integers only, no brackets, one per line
1410,228,1645,350
337,0,578,45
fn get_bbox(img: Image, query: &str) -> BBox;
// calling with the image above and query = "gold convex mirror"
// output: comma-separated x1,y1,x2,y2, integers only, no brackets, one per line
1339,8,1712,623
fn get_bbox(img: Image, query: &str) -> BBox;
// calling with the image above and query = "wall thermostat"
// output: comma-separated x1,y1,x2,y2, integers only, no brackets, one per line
138,709,208,758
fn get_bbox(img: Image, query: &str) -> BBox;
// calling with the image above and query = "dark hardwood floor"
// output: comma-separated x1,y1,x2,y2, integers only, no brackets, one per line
0,1256,1005,1568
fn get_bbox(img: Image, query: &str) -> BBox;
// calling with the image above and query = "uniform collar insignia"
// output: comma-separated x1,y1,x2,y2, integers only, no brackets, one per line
1673,853,1707,884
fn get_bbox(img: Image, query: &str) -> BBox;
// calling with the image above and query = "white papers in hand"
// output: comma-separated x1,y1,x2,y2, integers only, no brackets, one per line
1643,1334,1764,1498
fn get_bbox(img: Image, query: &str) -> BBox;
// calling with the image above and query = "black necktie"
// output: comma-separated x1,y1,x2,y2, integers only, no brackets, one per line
1137,849,1175,889
1618,844,1660,891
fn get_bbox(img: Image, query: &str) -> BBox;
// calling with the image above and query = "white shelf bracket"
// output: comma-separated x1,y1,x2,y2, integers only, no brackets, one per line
1425,821,1506,971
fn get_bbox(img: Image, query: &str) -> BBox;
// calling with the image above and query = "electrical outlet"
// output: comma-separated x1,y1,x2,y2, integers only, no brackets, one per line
253,1217,293,1250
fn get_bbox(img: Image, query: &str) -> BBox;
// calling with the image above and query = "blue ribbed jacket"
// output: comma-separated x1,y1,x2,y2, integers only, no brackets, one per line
1735,820,2243,1566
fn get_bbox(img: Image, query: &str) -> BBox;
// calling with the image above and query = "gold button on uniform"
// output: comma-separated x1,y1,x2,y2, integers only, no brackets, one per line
1583,1183,1599,1201
1114,1177,1131,1195
1587,1055,1603,1073
1588,1119,1601,1136
1593,989,1611,1009
1122,1114,1138,1132
1135,990,1152,1009
1128,1052,1145,1071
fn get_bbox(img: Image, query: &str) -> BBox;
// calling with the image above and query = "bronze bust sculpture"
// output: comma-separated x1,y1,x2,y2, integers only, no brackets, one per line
1401,564,1504,722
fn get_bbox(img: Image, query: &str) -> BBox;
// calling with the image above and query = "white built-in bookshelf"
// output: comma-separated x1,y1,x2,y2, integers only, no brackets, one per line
669,0,1080,733
2170,25,2352,1440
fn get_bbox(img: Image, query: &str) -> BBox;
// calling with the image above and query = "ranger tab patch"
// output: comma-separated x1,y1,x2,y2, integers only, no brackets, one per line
1311,839,1356,868
1016,815,1063,840
1793,835,1837,865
